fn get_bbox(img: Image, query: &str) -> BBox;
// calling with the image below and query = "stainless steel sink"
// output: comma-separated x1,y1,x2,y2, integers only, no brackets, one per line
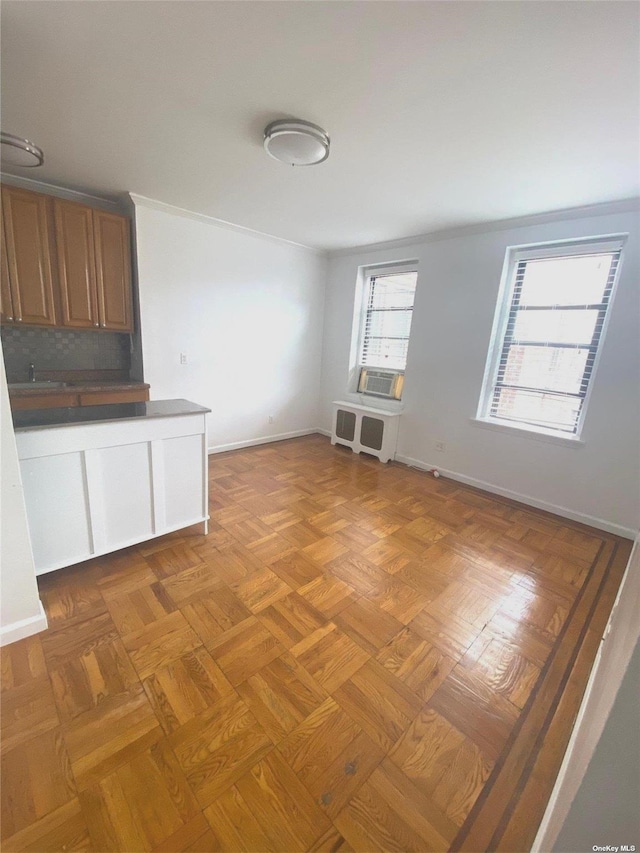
9,381,70,390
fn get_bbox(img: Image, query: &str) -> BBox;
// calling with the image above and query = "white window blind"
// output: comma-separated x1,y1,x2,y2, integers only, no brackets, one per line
482,242,622,436
360,271,418,371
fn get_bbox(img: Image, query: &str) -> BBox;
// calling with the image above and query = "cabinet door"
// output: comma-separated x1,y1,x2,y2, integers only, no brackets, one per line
0,199,15,322
20,452,93,574
93,210,132,331
1,187,57,326
53,198,99,328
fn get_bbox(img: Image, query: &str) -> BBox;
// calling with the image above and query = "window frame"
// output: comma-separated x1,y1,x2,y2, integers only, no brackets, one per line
356,263,418,377
476,236,626,441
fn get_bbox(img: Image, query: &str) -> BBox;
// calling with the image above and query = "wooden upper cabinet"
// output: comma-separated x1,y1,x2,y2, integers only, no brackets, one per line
93,210,132,331
0,186,133,332
53,198,99,328
1,186,57,326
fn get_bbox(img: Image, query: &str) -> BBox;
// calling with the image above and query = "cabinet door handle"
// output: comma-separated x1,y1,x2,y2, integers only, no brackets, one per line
6,315,13,321
100,322,106,328
94,322,99,327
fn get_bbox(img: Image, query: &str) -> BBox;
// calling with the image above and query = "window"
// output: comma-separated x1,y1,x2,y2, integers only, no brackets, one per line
356,267,418,400
478,238,623,437
359,269,418,370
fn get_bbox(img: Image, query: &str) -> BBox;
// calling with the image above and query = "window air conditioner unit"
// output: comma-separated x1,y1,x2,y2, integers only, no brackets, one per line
358,368,404,400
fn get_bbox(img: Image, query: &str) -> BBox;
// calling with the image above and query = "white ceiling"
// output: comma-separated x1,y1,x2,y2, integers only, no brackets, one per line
1,1,638,251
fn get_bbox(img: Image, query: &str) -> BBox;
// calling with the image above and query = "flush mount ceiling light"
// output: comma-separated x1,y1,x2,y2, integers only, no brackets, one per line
0,132,44,167
263,119,329,166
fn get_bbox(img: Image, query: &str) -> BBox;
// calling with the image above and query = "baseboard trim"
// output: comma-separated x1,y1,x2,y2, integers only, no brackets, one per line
394,453,637,539
208,428,319,455
0,600,48,647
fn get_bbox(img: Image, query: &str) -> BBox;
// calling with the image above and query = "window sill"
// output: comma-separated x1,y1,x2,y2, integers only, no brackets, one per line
470,417,584,448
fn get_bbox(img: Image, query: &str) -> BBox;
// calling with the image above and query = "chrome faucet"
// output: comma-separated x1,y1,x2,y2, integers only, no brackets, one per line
28,362,36,382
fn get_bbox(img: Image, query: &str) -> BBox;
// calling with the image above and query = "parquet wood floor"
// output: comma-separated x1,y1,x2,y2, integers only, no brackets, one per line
1,435,631,852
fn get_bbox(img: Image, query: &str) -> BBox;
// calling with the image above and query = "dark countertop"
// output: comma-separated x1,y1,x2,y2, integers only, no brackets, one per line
13,399,210,432
9,380,150,397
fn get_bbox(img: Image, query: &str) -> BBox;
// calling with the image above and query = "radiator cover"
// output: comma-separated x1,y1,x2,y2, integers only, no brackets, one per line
331,401,401,464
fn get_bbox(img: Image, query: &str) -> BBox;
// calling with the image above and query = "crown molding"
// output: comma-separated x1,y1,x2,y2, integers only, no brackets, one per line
4,173,634,258
0,171,124,211
328,198,640,258
128,193,325,256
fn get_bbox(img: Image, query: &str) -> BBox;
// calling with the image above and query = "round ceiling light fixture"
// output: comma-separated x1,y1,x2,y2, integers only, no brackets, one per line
0,132,44,167
263,119,329,166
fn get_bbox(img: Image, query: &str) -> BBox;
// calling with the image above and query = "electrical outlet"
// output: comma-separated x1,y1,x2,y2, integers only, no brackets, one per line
180,352,188,365
268,415,274,424
435,441,446,452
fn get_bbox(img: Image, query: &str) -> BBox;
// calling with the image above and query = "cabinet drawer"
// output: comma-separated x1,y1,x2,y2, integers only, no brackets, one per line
78,389,149,406
11,393,79,411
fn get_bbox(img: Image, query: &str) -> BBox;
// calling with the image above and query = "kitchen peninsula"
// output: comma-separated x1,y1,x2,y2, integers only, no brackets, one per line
13,399,210,576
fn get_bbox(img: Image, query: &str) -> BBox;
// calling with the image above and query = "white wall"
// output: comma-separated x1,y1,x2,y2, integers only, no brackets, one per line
0,343,47,646
534,534,640,851
132,198,327,453
320,204,640,536
552,641,640,852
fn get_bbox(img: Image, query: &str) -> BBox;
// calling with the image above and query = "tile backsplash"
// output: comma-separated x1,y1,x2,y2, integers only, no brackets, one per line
1,326,131,382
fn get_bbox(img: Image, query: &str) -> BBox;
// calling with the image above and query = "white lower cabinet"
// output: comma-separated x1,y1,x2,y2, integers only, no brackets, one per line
15,407,209,575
